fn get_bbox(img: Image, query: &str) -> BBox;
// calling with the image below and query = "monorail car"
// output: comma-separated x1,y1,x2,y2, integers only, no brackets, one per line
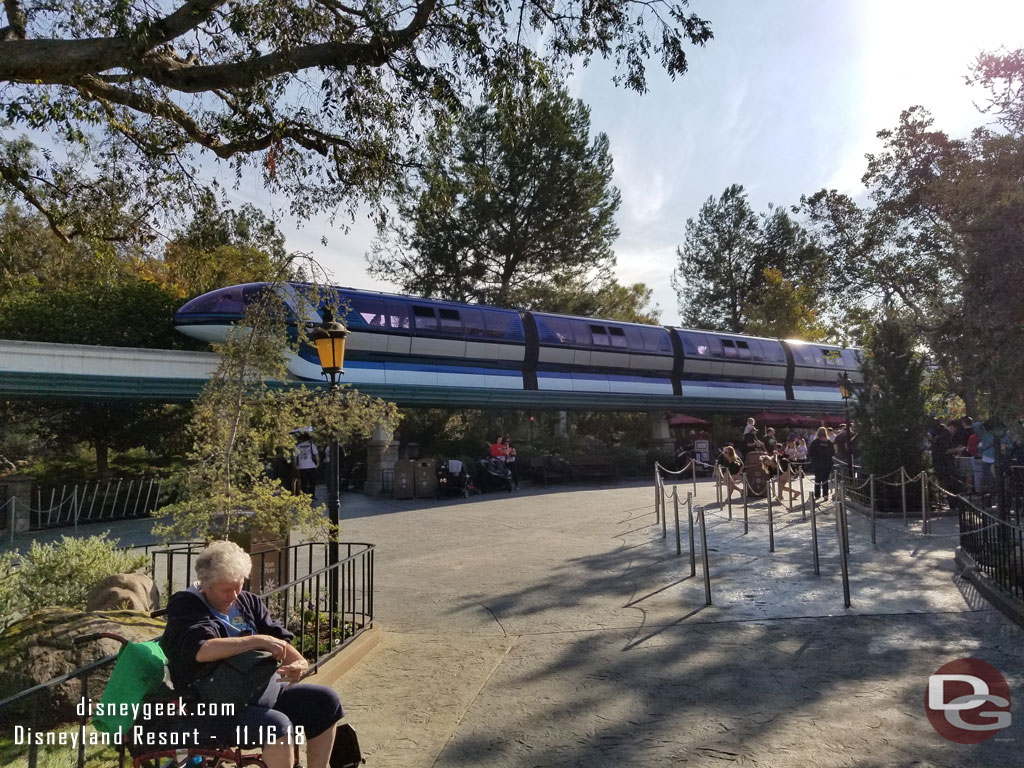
173,283,862,413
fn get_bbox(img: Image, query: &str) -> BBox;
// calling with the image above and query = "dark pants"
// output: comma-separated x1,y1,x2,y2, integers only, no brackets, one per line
299,468,317,495
202,682,344,747
813,469,831,500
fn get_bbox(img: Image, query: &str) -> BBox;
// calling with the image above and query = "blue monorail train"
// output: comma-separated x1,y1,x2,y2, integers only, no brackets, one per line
173,282,862,413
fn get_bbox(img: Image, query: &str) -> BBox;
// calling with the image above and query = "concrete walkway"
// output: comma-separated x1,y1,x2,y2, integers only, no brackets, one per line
332,479,1022,768
10,479,1021,766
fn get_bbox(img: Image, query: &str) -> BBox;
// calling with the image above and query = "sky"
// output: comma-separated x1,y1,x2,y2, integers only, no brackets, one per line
235,0,1024,326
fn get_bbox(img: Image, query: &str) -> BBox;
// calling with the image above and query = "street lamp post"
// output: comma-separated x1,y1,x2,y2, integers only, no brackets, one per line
310,307,349,612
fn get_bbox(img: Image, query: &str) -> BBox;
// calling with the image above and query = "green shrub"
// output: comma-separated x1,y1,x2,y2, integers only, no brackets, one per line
0,551,26,633
2,534,148,630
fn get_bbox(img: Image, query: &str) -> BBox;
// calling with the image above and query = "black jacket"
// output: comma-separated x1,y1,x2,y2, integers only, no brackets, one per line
160,589,293,693
807,438,836,473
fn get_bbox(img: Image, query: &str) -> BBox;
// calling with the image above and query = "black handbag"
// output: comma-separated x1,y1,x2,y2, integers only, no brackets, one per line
330,723,364,767
191,650,279,709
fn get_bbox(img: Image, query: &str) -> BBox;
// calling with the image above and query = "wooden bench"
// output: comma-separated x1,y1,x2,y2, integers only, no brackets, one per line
570,454,619,482
532,455,571,485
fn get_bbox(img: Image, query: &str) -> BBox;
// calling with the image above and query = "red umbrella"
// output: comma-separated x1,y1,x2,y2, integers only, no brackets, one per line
669,413,711,428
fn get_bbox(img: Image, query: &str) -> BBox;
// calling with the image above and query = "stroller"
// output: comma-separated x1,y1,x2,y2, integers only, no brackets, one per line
475,456,513,493
437,458,474,498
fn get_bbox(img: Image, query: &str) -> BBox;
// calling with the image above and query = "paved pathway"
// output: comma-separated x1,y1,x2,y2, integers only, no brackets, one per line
10,479,1021,767
333,480,1023,768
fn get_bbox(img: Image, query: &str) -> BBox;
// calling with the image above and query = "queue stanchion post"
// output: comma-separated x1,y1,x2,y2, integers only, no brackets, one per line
726,474,733,520
838,485,851,607
810,493,820,575
654,468,660,524
692,459,697,499
715,464,722,506
696,504,712,606
767,485,775,553
920,472,928,534
674,491,683,556
800,468,807,521
687,493,696,577
662,478,668,540
902,469,908,527
869,473,876,545
742,471,749,535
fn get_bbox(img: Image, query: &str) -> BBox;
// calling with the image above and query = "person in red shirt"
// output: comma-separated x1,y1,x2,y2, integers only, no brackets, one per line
490,436,508,460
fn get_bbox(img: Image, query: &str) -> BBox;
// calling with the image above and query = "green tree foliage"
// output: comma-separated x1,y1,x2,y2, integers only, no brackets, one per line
799,49,1024,417
370,82,643,315
852,318,928,478
525,279,662,324
0,280,181,347
155,284,400,542
160,192,293,299
743,269,827,340
672,185,827,333
0,0,713,241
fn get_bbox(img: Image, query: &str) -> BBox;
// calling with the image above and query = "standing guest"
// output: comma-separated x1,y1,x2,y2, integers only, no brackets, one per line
954,417,974,449
931,420,963,506
716,445,743,502
161,541,343,768
762,427,778,454
292,432,319,496
795,437,809,466
808,427,836,501
503,435,519,489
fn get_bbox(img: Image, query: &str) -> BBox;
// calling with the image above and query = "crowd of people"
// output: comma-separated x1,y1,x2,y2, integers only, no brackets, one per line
707,417,861,504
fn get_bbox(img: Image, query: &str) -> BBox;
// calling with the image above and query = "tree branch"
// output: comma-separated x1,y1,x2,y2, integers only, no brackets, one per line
0,0,439,91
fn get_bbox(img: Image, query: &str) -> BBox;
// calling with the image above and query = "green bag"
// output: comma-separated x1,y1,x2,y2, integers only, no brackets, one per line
93,641,168,736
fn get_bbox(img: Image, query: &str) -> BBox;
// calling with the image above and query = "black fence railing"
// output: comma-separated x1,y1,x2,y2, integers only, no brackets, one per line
0,540,375,768
959,504,1024,602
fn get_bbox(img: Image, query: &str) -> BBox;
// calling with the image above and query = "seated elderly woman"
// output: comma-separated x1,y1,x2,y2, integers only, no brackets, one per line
161,540,343,768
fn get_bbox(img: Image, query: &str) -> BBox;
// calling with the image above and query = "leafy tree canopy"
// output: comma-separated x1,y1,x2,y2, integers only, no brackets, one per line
369,80,625,309
0,0,713,241
672,184,829,334
798,49,1024,417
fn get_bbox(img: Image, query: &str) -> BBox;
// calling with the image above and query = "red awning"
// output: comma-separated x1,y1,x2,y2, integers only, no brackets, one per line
669,413,711,428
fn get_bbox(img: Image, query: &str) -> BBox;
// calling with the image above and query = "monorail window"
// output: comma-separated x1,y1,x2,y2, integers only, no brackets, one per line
539,316,574,344
461,308,487,338
762,342,786,363
736,340,752,360
569,319,592,345
439,308,463,333
722,339,737,358
840,349,860,368
609,327,628,349
789,345,816,366
623,326,646,351
484,312,513,339
820,348,843,366
640,327,669,354
412,305,438,331
680,331,710,357
350,297,388,328
705,336,724,358
744,340,763,361
385,300,410,330
590,325,610,346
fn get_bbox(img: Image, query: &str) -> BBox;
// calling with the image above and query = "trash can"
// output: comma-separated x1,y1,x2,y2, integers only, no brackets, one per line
414,459,438,499
393,459,416,499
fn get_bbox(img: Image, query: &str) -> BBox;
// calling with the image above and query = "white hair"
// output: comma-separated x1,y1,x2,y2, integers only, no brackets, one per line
195,540,252,586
